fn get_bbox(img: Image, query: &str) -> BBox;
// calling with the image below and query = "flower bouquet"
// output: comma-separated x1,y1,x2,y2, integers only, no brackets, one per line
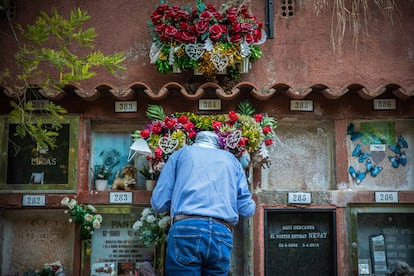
61,197,103,241
148,0,266,79
132,207,171,247
131,101,277,172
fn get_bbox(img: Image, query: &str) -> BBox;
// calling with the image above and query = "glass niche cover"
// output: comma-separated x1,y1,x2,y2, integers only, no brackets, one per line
350,207,414,276
0,115,79,192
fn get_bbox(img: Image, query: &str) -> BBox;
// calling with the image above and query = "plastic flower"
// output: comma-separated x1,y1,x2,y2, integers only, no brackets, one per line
61,197,103,241
133,207,170,248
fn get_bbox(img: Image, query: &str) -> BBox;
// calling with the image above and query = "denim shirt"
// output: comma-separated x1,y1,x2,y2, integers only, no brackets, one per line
151,144,256,226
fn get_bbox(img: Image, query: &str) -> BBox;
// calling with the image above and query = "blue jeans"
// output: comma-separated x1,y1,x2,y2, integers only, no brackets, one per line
165,217,233,276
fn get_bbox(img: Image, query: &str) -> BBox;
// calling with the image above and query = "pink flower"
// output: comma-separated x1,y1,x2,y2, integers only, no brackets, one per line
154,148,164,160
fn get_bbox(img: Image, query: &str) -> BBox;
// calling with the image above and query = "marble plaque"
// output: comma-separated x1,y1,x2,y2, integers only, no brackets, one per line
0,209,74,275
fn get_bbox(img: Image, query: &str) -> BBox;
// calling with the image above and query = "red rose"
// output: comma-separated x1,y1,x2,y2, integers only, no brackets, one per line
264,139,273,146
228,111,238,122
187,130,196,139
164,25,178,40
254,114,263,122
140,129,151,139
183,121,195,131
151,122,163,134
245,33,256,44
156,4,169,13
212,121,222,130
181,31,196,43
238,137,249,147
195,20,209,34
262,125,272,135
209,24,225,41
230,34,242,43
178,115,188,124
163,117,177,129
240,23,253,33
199,10,212,22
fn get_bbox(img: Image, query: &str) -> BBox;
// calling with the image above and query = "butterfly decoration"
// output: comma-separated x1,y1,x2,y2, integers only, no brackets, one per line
365,159,383,177
352,144,371,163
348,166,366,184
388,135,408,168
347,123,363,141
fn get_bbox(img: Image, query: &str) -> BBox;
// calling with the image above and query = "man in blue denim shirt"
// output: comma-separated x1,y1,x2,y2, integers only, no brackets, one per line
151,131,256,275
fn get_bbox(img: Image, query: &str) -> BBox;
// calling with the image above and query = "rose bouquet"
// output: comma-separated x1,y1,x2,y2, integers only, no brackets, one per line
132,207,170,247
131,101,276,173
61,197,103,241
148,0,266,79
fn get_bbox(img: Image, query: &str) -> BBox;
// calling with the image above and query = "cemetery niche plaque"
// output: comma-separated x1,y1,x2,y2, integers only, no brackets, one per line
0,115,78,192
352,209,414,275
265,209,337,276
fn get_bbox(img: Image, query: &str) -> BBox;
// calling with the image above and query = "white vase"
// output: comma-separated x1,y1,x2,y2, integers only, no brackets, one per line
146,180,156,191
239,57,250,73
95,179,108,191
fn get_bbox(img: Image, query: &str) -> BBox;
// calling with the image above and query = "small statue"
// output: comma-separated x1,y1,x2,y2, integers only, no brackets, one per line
112,165,137,190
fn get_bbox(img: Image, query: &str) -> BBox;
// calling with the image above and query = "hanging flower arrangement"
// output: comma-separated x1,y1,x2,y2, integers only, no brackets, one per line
148,0,267,79
61,197,103,242
131,101,276,173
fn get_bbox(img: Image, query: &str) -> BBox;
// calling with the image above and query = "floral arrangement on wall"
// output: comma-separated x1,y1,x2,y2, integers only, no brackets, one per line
61,197,103,241
148,0,267,79
131,101,277,174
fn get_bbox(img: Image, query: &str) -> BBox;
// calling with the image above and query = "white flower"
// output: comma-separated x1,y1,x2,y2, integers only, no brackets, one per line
92,219,101,229
94,214,103,223
142,208,152,217
84,213,93,222
158,216,170,228
132,220,143,231
68,199,77,209
61,197,70,206
146,214,156,223
68,218,73,223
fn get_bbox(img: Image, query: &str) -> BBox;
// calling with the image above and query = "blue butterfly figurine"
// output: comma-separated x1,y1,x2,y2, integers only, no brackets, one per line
355,171,366,184
348,166,357,178
388,155,400,168
347,123,363,141
370,166,382,177
397,135,408,149
352,144,362,157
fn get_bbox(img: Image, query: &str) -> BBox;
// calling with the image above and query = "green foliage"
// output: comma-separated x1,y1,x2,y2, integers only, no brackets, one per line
145,104,166,121
3,7,126,148
237,100,256,116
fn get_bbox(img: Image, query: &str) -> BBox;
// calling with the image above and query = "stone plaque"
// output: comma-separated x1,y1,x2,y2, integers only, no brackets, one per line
90,212,153,275
0,209,74,275
265,209,337,275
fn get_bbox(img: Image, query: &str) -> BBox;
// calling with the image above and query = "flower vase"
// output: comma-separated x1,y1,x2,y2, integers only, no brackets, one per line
193,65,203,75
154,242,166,276
239,57,250,73
146,180,156,191
172,62,182,73
95,179,108,191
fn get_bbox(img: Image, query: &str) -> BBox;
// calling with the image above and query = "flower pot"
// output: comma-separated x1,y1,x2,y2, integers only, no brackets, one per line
146,180,156,191
239,57,250,73
95,179,108,191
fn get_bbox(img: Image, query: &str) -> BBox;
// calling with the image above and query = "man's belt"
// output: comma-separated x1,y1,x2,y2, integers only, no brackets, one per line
173,214,233,231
